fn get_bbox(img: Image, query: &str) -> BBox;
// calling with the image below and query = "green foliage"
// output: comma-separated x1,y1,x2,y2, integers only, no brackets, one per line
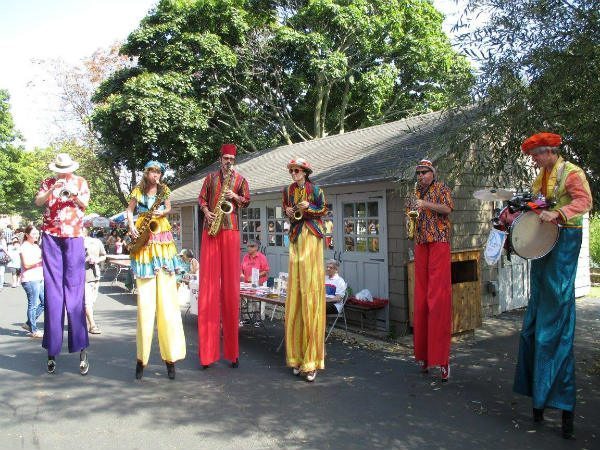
590,214,600,267
447,0,600,209
91,0,473,180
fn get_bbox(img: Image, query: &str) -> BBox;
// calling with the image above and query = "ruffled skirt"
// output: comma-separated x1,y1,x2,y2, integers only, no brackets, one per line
130,216,180,279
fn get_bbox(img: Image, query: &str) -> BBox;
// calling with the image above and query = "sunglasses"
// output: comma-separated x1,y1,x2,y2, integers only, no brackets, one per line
289,168,303,174
415,170,431,176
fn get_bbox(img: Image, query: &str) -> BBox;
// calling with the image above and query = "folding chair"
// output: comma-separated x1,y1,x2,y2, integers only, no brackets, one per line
325,290,349,342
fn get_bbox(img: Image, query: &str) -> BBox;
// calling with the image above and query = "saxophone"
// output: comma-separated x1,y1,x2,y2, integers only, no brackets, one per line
208,167,235,236
406,182,419,240
129,185,168,254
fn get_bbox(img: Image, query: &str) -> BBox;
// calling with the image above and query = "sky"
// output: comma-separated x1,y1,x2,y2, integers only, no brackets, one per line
0,0,463,150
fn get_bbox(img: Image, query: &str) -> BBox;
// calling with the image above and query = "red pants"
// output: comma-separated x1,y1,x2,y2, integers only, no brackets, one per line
198,229,240,365
413,242,452,367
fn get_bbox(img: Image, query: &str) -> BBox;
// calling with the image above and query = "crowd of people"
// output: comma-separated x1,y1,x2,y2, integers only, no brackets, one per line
0,131,591,440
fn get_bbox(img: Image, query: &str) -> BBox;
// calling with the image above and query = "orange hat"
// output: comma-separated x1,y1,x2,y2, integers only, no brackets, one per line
521,133,562,154
220,143,237,156
287,157,313,174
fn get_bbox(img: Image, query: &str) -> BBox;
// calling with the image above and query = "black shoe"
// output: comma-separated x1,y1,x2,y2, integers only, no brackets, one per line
47,357,56,374
231,358,239,368
166,362,176,380
533,408,544,423
562,410,574,439
135,361,144,380
79,351,89,376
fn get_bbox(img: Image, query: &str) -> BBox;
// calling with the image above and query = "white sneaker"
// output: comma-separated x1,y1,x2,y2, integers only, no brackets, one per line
305,371,316,382
30,330,43,338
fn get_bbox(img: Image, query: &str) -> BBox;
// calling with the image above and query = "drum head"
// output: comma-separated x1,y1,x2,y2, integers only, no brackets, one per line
510,211,559,259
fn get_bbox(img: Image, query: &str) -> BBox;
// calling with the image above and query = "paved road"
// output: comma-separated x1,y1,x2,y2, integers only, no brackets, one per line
0,275,598,450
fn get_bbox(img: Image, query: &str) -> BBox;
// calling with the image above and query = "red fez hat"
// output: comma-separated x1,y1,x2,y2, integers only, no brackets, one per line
221,143,237,156
521,133,562,155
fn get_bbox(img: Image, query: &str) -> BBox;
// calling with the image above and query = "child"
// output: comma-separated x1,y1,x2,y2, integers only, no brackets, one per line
114,236,124,255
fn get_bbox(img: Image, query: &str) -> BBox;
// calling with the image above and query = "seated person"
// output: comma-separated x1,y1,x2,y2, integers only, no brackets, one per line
176,249,199,286
240,240,270,286
325,259,347,315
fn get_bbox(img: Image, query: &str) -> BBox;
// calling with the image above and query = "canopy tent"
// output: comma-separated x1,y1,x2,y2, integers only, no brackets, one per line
83,214,110,228
109,211,130,228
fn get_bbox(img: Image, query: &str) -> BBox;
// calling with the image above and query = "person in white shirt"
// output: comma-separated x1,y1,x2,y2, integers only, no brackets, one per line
20,226,44,338
324,259,347,314
83,227,107,334
7,237,22,288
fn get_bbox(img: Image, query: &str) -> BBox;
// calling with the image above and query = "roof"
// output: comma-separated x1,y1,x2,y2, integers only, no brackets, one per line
170,110,452,205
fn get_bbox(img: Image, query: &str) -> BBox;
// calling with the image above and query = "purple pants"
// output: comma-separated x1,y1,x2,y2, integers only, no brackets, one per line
42,234,89,356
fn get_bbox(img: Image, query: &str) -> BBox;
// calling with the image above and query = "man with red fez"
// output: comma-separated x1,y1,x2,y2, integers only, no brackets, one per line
513,132,592,439
198,143,250,368
408,159,454,382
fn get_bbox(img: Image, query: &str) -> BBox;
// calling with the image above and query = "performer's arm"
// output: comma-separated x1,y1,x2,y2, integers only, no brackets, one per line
232,177,250,208
126,197,139,239
556,171,593,222
417,185,453,215
303,185,327,218
34,179,54,207
199,176,216,222
73,177,90,209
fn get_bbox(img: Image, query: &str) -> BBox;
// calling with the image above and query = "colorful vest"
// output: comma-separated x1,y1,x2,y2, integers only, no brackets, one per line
532,157,586,227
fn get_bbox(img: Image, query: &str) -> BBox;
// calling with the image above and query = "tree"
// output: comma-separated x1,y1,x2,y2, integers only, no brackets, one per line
39,45,135,204
91,0,473,179
447,0,600,209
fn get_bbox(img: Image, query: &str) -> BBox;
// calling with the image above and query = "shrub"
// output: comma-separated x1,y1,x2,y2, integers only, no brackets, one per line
590,214,600,268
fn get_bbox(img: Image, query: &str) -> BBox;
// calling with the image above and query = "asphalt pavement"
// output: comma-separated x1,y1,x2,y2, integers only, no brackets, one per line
0,273,598,450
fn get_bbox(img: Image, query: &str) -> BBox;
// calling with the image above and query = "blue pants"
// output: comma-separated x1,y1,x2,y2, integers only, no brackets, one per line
22,280,45,333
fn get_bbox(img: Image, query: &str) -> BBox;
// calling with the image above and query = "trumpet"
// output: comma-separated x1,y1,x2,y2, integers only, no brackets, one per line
59,187,75,201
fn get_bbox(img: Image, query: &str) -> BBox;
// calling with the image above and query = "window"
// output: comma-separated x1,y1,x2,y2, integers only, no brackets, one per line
266,205,288,247
241,207,261,245
167,212,182,250
342,201,380,253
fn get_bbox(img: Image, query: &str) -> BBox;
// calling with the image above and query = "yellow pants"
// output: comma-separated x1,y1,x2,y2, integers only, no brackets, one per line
285,227,326,372
136,270,186,365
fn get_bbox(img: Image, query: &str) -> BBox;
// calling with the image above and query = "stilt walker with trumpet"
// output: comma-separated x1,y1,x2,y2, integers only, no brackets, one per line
126,160,186,380
198,144,250,369
35,153,91,375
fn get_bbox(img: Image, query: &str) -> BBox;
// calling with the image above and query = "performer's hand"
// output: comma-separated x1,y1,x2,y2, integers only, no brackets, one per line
204,210,216,223
285,206,295,218
539,210,560,223
152,211,163,218
297,201,309,210
130,227,139,240
224,190,237,201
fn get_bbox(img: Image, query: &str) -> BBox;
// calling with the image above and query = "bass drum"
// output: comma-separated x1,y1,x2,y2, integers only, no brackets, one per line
510,211,559,259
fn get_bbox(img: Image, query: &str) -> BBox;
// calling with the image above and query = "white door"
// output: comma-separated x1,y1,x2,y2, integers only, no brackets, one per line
336,193,388,298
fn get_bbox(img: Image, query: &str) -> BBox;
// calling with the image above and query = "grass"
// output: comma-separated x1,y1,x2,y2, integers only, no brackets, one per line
586,285,600,299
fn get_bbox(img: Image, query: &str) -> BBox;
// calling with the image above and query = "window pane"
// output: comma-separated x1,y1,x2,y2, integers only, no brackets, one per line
356,219,367,235
368,237,380,253
368,202,378,217
344,220,354,234
267,207,275,219
356,202,367,218
344,236,355,251
275,206,284,219
368,220,379,235
356,237,367,252
343,203,354,218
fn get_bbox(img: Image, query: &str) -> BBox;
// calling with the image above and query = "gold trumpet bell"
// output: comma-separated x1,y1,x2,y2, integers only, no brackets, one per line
221,200,234,215
293,209,303,221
